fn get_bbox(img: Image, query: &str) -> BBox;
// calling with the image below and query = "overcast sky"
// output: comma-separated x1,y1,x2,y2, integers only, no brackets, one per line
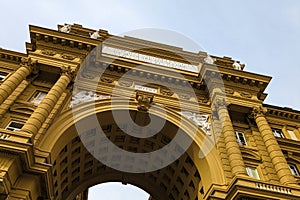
1,0,299,199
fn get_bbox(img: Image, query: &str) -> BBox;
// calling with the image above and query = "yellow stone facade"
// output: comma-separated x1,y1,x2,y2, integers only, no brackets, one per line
0,23,300,200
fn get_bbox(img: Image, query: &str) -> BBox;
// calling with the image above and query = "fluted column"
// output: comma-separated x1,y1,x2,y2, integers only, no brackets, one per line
21,68,73,136
0,58,37,105
214,97,247,176
251,106,296,185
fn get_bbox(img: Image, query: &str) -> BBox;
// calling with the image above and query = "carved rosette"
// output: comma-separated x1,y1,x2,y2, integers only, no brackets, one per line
69,90,111,107
180,111,211,135
249,106,267,119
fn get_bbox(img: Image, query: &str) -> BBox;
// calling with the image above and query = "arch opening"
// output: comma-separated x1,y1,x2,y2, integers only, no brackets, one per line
39,102,225,200
88,182,150,200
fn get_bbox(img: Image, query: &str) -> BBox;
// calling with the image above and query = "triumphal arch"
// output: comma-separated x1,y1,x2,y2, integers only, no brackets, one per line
1,23,300,200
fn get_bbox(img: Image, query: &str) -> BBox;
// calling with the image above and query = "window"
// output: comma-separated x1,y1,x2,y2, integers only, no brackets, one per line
29,90,47,104
0,72,9,81
287,130,298,141
235,131,247,146
246,166,260,179
272,128,284,138
5,121,25,131
289,164,300,176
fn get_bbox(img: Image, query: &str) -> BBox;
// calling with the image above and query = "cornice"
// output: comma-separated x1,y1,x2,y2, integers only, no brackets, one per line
264,104,300,121
0,48,26,64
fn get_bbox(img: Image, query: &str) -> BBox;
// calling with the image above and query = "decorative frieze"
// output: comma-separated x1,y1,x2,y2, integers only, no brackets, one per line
69,90,111,108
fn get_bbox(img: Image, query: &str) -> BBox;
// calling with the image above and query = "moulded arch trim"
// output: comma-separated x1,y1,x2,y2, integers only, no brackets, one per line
39,98,226,190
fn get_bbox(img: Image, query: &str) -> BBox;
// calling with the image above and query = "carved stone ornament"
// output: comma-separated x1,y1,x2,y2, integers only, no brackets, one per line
240,91,252,98
90,31,100,39
41,49,56,56
21,57,39,74
118,80,133,87
233,61,242,70
100,77,114,83
197,96,209,104
204,55,215,64
178,93,191,100
249,106,267,119
69,90,111,108
180,111,211,135
136,92,154,112
160,87,174,96
224,88,234,95
61,66,76,80
59,24,72,33
81,72,95,80
61,54,76,61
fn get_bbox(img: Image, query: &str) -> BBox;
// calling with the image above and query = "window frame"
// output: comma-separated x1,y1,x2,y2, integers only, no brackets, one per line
235,131,247,146
246,166,260,179
289,163,300,176
29,90,47,104
272,128,285,138
0,71,9,81
5,120,25,131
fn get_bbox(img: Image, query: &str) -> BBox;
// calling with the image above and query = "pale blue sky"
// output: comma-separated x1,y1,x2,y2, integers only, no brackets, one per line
1,1,299,199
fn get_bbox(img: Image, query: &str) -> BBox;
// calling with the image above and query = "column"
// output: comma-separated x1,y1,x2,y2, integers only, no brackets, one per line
251,106,296,185
0,80,29,118
214,97,247,176
0,58,37,105
21,68,73,136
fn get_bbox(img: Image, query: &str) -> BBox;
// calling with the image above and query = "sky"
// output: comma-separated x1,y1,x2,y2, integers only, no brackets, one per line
0,0,299,199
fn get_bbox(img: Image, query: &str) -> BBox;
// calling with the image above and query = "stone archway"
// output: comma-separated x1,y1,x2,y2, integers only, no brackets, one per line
38,99,225,200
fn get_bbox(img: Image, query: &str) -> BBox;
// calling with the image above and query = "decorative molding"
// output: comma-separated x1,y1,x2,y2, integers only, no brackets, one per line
256,183,291,194
180,111,211,135
69,90,111,108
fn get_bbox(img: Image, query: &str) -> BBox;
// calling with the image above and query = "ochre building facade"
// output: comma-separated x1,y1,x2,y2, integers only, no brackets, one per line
0,24,300,200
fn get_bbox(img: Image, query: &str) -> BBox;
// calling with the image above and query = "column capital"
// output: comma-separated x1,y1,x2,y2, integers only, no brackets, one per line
213,97,227,111
21,57,39,74
249,106,267,119
61,66,76,81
